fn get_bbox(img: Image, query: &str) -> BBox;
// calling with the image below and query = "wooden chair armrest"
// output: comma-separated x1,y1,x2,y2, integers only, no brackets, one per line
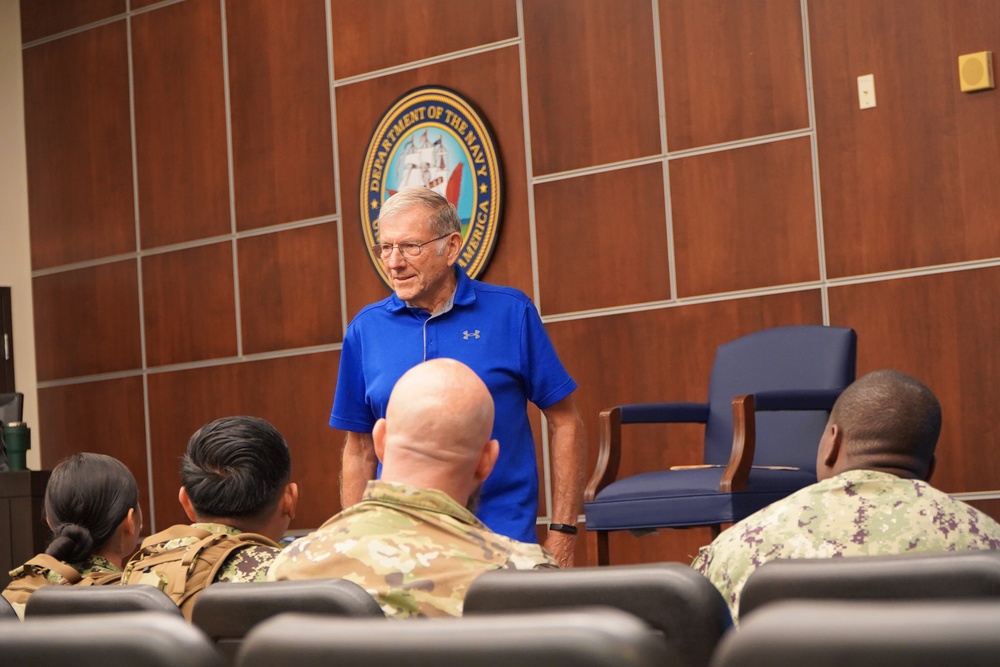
719,394,755,493
585,407,622,502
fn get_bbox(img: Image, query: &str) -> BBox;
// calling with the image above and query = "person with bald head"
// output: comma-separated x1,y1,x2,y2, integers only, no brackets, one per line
692,369,1000,621
268,359,558,618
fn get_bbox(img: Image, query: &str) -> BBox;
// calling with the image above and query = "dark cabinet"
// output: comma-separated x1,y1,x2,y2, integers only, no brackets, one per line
0,471,51,589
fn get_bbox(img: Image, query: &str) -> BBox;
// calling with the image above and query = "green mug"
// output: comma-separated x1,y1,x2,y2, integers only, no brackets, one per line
3,422,30,471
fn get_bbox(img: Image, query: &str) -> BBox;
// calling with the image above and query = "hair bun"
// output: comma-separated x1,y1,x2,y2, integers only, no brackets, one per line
46,523,95,563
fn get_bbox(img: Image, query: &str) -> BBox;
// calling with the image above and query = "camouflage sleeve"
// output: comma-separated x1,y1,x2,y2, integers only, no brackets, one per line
214,544,282,583
505,543,560,570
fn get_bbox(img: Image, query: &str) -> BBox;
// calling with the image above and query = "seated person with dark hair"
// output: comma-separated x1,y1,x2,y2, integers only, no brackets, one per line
693,369,1000,621
268,358,558,617
3,453,142,618
122,416,298,619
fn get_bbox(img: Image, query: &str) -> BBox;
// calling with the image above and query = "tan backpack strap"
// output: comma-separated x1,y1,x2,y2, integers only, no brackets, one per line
79,570,123,587
138,524,214,552
171,533,228,598
24,554,82,585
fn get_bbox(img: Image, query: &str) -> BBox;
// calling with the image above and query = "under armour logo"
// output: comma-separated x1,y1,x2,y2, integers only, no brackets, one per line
463,330,481,340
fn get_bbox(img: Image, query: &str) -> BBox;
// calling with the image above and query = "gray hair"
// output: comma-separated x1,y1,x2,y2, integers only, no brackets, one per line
377,186,461,237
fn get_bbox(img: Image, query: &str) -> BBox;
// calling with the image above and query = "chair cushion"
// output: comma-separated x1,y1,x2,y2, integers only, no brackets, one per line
585,467,816,530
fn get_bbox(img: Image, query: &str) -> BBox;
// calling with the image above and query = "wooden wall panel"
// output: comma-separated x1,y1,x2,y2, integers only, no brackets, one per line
335,46,532,319
670,137,819,297
131,0,230,249
146,352,340,531
523,0,661,175
828,267,1000,494
19,0,124,43
330,0,518,79
534,163,670,315
21,22,134,270
32,261,141,381
37,376,150,523
226,0,337,231
810,0,1000,278
141,243,238,367
660,0,809,150
547,290,825,563
238,224,343,355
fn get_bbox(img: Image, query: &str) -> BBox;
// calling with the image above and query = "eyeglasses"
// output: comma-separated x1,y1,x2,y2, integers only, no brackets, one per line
372,233,451,259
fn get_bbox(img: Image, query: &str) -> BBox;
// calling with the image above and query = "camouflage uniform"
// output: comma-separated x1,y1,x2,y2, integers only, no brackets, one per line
692,469,1000,621
267,480,559,618
3,554,120,619
155,522,280,582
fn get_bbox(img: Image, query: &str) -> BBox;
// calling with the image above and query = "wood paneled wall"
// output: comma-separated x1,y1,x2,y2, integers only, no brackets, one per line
21,0,1000,567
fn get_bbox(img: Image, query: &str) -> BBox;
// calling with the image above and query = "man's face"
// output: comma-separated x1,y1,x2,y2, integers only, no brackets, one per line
379,206,457,311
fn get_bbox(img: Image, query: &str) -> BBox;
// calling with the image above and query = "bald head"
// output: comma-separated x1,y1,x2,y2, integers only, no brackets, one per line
818,369,941,480
374,359,499,502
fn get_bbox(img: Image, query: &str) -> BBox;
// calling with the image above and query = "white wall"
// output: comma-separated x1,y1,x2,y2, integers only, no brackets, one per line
0,0,41,468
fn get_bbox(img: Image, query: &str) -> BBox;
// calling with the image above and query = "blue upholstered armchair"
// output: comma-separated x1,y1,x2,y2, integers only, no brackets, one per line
584,325,857,565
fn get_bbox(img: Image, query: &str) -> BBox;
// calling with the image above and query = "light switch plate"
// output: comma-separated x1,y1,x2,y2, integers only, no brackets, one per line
857,74,876,109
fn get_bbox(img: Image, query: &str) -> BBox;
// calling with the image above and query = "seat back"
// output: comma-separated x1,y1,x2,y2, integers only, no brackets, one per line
464,563,731,667
0,392,22,424
237,607,676,667
192,579,384,664
0,593,17,620
25,583,183,618
711,599,1000,667
1,612,223,667
703,325,856,470
739,550,1000,619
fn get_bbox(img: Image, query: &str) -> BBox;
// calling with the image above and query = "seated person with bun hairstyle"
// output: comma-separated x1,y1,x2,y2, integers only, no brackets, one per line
2,453,143,618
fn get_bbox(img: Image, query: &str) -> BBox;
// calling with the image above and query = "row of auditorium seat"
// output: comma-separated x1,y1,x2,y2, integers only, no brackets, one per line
3,550,1000,666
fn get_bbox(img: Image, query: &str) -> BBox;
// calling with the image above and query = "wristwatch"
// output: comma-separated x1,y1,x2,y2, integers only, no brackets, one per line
548,523,578,535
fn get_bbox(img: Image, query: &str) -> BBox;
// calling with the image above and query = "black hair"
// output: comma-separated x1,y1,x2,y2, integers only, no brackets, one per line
44,453,139,563
181,416,291,520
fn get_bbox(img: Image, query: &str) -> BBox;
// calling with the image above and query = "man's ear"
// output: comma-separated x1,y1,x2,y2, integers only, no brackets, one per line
178,487,198,522
373,418,387,463
822,423,843,468
474,439,500,483
445,231,462,266
281,482,299,520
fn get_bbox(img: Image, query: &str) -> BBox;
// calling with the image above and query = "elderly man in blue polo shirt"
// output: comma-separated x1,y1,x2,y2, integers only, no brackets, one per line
332,186,584,567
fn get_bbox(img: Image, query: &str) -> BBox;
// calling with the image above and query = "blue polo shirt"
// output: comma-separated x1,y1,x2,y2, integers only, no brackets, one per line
331,268,577,542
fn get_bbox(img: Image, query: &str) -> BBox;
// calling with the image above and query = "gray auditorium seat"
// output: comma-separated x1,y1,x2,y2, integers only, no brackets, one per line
711,599,1000,667
0,593,18,619
192,579,383,663
464,562,731,667
25,583,182,618
0,612,223,666
739,550,1000,619
236,607,680,667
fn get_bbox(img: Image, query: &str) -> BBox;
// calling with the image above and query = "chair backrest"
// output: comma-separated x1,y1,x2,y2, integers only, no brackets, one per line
0,612,224,667
236,607,677,667
703,325,856,470
464,563,731,667
25,583,183,618
711,599,1000,667
192,579,384,663
739,550,1000,619
0,392,23,424
0,593,18,620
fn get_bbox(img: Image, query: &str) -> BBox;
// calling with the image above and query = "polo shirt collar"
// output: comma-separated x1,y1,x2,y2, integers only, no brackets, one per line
384,267,476,313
